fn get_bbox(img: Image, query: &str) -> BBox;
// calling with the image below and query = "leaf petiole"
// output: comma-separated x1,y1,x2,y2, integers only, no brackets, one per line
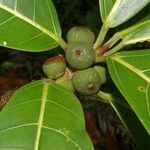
94,24,109,49
104,42,124,56
97,90,113,101
97,91,131,110
55,36,68,50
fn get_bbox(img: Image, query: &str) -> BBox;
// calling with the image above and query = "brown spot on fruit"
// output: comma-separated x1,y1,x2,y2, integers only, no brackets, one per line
95,44,110,56
87,84,95,90
75,49,82,56
43,55,65,65
43,55,66,79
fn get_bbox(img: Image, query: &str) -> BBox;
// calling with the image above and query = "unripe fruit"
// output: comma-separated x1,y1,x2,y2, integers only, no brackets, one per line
43,55,66,79
65,42,95,69
94,66,107,84
56,76,74,92
67,26,95,44
72,68,101,95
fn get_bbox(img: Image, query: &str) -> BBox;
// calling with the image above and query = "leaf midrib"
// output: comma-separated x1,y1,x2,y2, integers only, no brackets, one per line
112,56,150,83
34,80,49,150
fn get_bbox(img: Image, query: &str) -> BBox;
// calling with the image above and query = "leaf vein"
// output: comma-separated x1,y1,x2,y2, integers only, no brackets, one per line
47,99,81,125
42,126,82,150
33,0,36,21
17,33,44,46
112,56,150,83
14,0,17,10
142,69,150,73
4,99,41,112
45,0,57,34
146,83,150,117
0,15,15,26
119,53,150,58
12,82,43,99
0,123,37,135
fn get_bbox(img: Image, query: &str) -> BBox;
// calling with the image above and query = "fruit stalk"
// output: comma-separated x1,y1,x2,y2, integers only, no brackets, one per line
94,24,109,49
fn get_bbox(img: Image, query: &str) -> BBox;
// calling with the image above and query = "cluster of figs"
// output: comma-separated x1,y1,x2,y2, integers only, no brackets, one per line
43,26,106,95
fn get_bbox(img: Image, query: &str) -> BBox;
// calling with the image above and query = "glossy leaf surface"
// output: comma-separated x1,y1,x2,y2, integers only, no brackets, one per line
0,0,61,51
106,50,150,135
107,20,150,49
99,0,116,22
106,0,149,27
123,20,150,45
0,80,93,149
110,94,150,149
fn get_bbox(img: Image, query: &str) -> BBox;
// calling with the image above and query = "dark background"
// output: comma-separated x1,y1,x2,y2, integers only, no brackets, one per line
0,0,149,149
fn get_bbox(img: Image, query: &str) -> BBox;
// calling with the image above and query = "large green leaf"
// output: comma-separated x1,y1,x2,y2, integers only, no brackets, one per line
106,0,149,28
0,0,61,51
106,50,150,135
99,0,116,23
0,79,93,149
110,93,150,149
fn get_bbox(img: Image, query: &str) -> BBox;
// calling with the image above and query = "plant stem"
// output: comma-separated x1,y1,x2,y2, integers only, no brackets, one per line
94,24,109,49
105,34,120,48
54,35,68,50
104,42,124,56
98,91,113,101
94,43,110,63
95,56,106,63
97,91,131,110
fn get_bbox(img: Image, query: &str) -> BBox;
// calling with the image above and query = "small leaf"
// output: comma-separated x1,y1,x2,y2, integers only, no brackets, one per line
106,50,150,135
123,20,150,45
110,93,150,149
106,20,150,50
106,0,149,28
0,0,61,51
99,0,116,23
0,80,93,149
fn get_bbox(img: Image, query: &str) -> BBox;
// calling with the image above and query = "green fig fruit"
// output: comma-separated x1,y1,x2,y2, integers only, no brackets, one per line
43,55,66,79
65,42,95,69
94,66,107,84
56,76,74,92
72,68,101,95
67,26,95,44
